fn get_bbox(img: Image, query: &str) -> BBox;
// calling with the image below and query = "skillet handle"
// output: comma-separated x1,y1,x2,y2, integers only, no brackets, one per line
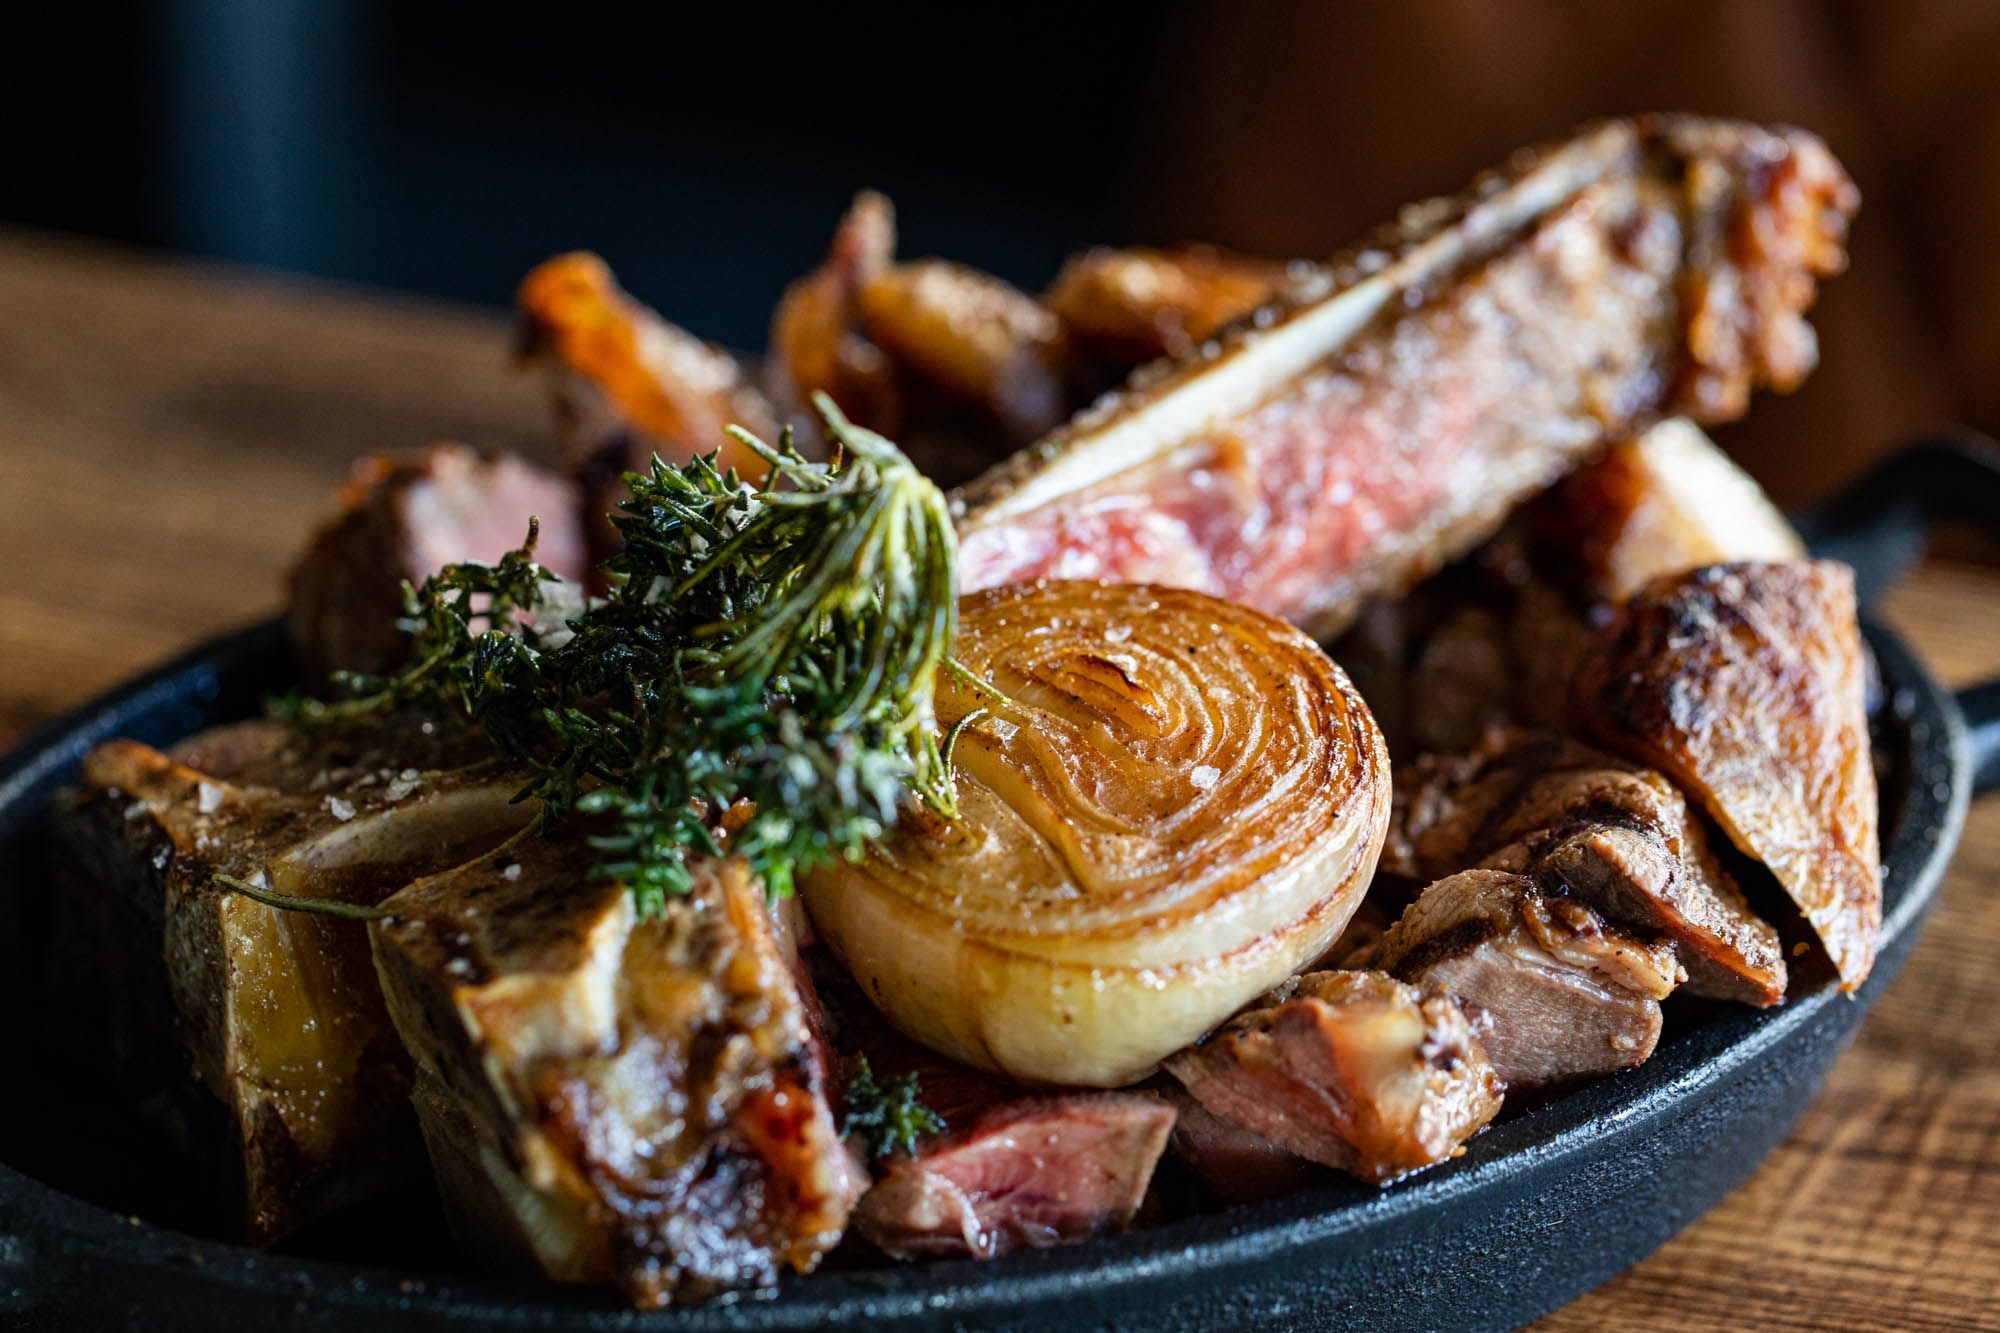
1792,429,2000,797
1960,681,2000,797
1793,428,2000,605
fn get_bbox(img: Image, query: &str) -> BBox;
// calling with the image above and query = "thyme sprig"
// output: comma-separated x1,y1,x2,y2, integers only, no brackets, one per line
278,394,983,916
840,1057,946,1158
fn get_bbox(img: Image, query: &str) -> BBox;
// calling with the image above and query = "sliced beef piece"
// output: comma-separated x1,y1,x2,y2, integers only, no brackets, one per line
813,963,1176,1261
954,116,1855,643
58,724,534,1242
372,830,862,1307
853,1093,1175,1260
1575,560,1881,989
1165,970,1500,1185
515,252,784,562
1161,1088,1321,1205
1372,870,1682,1093
288,444,589,681
1389,730,1785,1006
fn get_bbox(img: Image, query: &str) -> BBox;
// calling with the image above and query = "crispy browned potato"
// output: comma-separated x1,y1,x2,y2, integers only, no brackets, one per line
1574,560,1881,989
857,259,1070,441
1045,244,1287,364
768,191,901,435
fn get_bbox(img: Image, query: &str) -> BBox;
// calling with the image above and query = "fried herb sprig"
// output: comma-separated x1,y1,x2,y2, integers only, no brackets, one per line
840,1057,946,1159
284,394,980,915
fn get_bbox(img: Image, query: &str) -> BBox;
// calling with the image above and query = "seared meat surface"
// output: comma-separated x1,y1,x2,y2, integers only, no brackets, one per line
1166,969,1501,1183
1372,870,1682,1092
954,117,1855,642
288,444,589,681
1576,561,1882,989
371,830,862,1307
1390,731,1786,1005
60,721,532,1242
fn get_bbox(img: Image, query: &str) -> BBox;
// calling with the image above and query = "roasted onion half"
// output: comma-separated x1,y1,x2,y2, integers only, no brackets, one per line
801,580,1391,1087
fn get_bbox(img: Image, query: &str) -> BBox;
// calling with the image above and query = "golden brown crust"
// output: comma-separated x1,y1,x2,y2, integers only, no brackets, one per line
374,834,862,1306
1574,560,1881,989
1044,244,1286,364
767,191,902,436
856,260,1070,440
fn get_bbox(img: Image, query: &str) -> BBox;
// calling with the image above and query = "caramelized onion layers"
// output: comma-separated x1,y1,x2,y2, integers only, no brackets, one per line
802,580,1391,1086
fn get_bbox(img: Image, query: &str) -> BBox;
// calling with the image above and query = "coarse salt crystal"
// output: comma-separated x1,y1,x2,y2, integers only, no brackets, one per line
1190,765,1221,791
324,796,356,822
501,863,523,881
987,718,1019,741
197,782,224,814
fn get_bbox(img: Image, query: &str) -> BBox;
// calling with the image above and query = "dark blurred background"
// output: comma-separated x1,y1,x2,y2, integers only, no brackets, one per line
7,0,2000,503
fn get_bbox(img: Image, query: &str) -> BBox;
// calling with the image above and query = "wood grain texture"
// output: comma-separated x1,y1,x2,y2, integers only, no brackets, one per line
2,231,1996,1329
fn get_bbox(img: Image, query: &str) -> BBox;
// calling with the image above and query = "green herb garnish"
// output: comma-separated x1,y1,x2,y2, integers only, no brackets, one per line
841,1057,946,1158
277,394,989,916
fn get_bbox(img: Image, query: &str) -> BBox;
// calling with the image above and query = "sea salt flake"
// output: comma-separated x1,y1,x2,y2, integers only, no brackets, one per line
1190,765,1221,791
196,782,224,814
987,718,1020,742
501,863,523,881
324,796,356,822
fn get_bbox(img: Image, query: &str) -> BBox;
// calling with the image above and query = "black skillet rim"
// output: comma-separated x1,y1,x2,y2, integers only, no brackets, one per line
0,612,1968,1329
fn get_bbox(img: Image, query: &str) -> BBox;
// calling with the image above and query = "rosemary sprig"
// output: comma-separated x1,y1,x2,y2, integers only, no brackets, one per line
274,394,978,916
840,1057,945,1158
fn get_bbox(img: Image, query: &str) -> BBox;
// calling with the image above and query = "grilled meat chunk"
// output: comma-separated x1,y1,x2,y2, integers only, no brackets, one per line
1045,244,1286,365
1372,870,1682,1092
768,191,901,437
857,259,1070,443
1165,970,1501,1184
61,724,532,1242
288,444,589,681
1162,1088,1320,1205
1389,731,1785,1006
371,830,862,1307
953,116,1855,641
813,963,1175,1262
1338,417,1804,756
1531,418,1804,604
516,251,783,558
853,1093,1174,1261
1575,560,1882,989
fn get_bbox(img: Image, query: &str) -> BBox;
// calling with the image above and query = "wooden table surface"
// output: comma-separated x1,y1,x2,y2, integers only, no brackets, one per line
3,231,1996,1330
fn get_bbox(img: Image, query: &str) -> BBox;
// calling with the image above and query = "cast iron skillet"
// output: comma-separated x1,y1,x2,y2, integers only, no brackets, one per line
2,433,1999,1332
